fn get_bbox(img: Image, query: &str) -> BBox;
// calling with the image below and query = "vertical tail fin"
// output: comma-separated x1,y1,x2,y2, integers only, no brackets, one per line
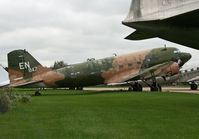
8,49,42,82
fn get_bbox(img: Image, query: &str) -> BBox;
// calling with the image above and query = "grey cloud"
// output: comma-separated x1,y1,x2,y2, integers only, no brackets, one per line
0,0,198,70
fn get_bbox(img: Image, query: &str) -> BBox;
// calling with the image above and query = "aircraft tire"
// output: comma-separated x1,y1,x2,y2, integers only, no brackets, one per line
137,84,143,92
69,87,75,90
35,91,41,96
150,83,162,92
158,84,162,92
128,87,133,91
76,87,83,90
132,83,143,92
190,83,198,90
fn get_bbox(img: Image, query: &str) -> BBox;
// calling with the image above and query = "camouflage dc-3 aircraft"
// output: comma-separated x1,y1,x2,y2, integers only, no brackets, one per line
123,0,199,50
8,47,191,95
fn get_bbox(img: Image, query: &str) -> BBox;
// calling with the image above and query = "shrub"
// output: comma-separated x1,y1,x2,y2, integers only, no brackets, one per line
0,89,31,114
21,95,31,103
0,93,12,114
9,92,23,103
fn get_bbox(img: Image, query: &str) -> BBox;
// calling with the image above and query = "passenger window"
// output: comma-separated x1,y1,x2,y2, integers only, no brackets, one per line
119,65,124,69
128,63,132,67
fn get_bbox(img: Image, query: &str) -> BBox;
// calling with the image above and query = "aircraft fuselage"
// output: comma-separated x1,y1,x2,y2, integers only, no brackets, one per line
8,47,191,88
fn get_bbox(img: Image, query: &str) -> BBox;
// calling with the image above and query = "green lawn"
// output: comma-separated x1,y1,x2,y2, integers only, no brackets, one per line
1,90,199,139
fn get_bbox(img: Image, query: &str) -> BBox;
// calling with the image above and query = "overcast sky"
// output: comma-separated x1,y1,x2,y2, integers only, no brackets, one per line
0,0,198,70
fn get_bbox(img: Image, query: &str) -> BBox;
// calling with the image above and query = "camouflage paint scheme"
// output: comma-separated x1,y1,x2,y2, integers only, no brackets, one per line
8,47,191,88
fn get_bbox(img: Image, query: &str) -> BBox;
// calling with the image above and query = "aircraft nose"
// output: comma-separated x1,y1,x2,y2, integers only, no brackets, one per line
180,52,192,63
176,52,191,68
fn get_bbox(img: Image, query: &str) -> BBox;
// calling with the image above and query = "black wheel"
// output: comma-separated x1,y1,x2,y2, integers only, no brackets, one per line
150,82,162,92
190,83,198,90
150,86,157,91
35,91,41,96
158,84,162,92
128,87,133,91
76,87,83,90
69,87,75,90
132,83,143,92
137,84,143,92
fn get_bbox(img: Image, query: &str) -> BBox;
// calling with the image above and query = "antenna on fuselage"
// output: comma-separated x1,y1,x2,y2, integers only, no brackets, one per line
162,44,167,51
113,53,117,56
164,44,167,49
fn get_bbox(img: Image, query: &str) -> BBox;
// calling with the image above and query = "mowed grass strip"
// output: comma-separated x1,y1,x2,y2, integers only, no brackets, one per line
0,90,199,139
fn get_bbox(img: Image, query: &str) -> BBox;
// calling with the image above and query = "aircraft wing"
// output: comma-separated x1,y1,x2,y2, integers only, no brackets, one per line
121,61,174,82
123,0,199,50
108,61,174,86
125,31,156,40
187,76,199,82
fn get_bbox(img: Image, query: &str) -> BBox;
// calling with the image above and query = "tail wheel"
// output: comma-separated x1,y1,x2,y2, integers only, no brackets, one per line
35,91,41,96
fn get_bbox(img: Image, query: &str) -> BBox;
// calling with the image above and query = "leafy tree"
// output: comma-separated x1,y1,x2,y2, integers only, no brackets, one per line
51,61,68,69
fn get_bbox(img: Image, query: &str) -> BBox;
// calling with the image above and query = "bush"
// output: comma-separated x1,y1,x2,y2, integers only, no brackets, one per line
0,90,31,114
7,91,22,103
21,95,31,103
0,93,12,114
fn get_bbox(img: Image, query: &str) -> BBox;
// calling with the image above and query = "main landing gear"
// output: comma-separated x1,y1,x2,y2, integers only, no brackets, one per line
128,82,143,92
150,82,162,92
69,87,83,90
148,71,162,92
128,81,162,92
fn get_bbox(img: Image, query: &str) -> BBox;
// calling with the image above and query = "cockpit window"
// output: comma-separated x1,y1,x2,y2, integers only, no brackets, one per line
173,50,181,54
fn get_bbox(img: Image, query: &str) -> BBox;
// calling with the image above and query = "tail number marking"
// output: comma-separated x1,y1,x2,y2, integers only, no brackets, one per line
19,61,37,72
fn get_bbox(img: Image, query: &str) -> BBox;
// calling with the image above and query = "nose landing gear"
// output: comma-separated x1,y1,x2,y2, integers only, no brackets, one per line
190,83,198,90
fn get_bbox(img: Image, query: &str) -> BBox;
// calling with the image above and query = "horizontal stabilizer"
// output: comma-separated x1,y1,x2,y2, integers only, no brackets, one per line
10,80,43,88
0,65,10,87
125,31,156,40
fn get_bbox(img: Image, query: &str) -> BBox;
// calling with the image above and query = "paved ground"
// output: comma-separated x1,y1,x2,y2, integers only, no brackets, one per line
84,87,199,94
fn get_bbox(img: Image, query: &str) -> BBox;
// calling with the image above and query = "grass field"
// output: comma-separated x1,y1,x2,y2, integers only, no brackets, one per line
1,89,199,139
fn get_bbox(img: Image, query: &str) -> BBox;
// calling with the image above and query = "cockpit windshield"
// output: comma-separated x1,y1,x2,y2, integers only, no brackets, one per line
173,49,181,54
